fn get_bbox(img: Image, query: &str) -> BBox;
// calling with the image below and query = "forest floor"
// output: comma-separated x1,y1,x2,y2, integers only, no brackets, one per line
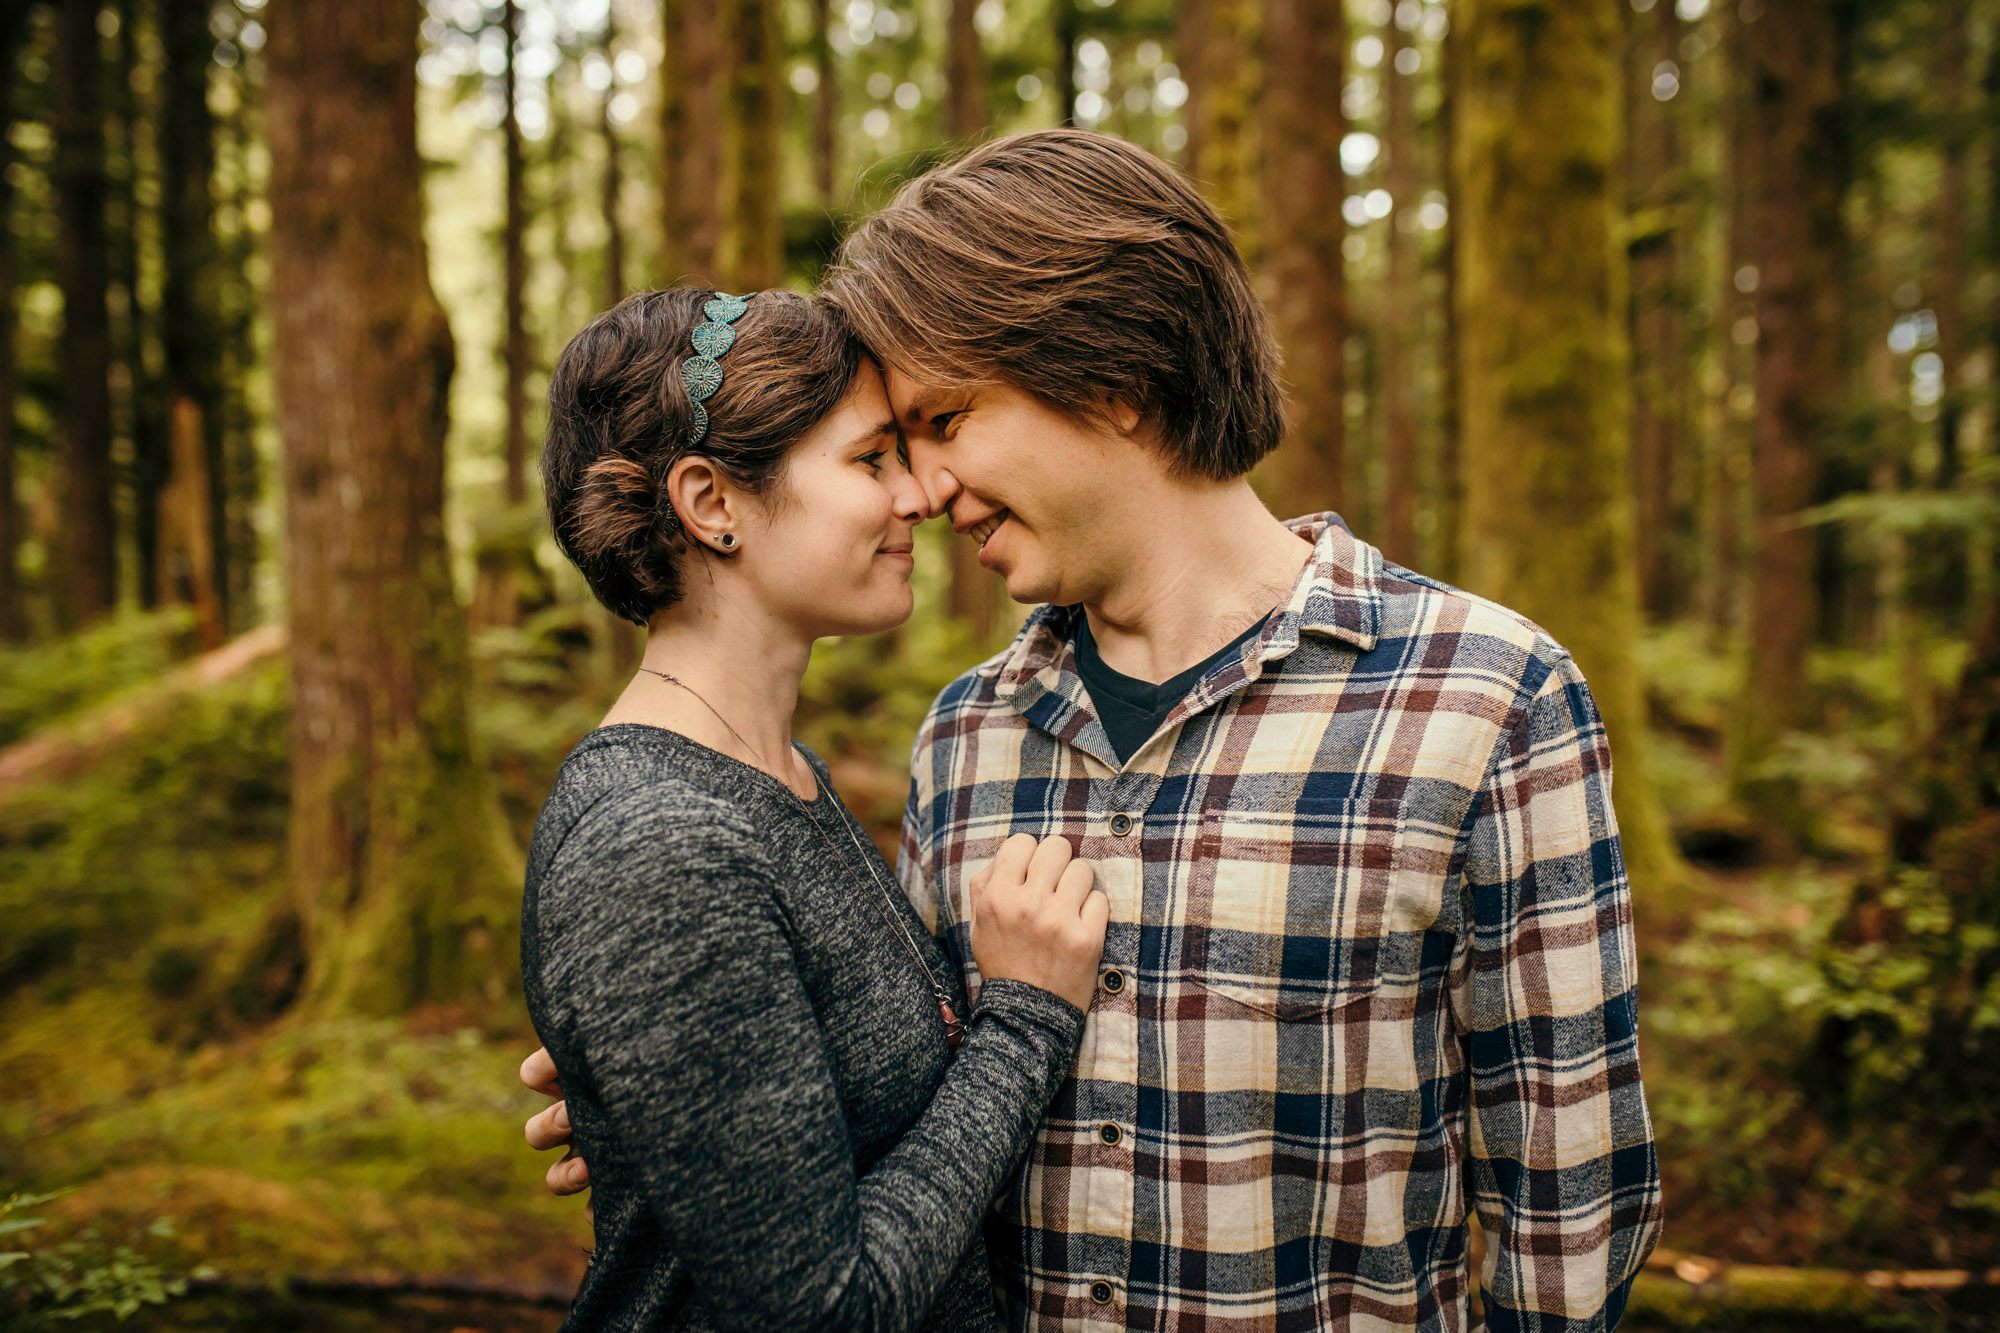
1,609,1992,1330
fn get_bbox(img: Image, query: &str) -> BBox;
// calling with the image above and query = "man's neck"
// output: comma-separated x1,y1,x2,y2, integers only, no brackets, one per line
1080,482,1313,685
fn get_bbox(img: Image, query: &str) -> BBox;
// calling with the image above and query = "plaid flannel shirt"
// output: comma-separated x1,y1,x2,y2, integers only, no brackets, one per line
898,514,1662,1332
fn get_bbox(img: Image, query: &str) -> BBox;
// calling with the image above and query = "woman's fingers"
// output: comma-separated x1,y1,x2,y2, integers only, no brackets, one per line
525,1098,574,1151
519,1046,562,1098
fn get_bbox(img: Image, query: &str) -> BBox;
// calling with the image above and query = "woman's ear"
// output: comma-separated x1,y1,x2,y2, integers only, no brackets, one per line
665,455,743,555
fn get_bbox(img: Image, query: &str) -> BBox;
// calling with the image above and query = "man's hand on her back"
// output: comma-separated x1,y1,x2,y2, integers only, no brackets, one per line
521,1046,591,1196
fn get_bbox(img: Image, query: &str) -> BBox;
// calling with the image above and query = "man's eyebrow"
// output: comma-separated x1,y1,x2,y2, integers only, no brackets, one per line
899,387,950,428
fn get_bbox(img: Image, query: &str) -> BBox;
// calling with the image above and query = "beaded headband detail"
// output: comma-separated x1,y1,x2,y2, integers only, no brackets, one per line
681,292,755,447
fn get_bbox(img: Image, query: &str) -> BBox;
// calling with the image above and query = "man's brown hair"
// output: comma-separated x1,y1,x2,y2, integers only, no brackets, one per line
822,129,1284,481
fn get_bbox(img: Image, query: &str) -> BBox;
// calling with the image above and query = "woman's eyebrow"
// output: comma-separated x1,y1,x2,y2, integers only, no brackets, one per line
845,419,898,449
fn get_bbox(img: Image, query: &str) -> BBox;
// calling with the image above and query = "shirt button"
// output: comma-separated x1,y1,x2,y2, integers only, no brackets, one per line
1101,969,1125,995
1098,1122,1122,1146
1089,1280,1115,1305
1109,813,1133,837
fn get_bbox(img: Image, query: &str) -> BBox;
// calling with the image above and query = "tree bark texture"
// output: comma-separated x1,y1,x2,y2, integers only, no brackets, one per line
727,0,782,290
1925,0,1968,617
812,0,837,205
501,0,528,505
1433,13,1462,585
660,0,724,285
160,0,230,637
113,0,165,615
264,0,520,1015
1736,0,1851,768
1453,0,1681,895
0,6,29,640
1056,0,1079,128
1380,10,1419,565
944,0,985,142
54,0,118,623
1187,0,1258,258
1626,0,1685,622
1254,0,1344,519
600,10,625,310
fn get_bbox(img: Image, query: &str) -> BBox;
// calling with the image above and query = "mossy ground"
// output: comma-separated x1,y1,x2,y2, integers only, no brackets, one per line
2,608,1990,1328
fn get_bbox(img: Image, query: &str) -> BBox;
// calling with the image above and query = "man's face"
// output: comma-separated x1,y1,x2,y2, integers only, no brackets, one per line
883,366,1148,608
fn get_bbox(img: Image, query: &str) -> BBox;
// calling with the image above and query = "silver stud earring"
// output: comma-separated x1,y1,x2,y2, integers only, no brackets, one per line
718,533,738,551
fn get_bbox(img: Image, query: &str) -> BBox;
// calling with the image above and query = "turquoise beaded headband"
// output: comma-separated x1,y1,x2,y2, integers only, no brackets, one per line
681,291,755,446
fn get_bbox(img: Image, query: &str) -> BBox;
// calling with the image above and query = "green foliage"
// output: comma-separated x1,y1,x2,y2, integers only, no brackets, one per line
0,610,199,750
0,1191,209,1329
0,663,289,1006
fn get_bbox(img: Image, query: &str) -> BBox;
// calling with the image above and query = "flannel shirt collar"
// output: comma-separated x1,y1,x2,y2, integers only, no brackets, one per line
980,513,1381,751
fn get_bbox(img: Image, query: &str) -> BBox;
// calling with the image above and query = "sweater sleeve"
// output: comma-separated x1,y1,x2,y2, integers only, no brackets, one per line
546,800,1085,1333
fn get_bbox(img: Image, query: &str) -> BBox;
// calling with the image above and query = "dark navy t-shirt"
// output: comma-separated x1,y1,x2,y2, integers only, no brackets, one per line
1073,613,1272,765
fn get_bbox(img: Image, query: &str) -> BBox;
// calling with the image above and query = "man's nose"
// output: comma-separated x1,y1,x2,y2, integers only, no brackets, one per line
904,439,963,520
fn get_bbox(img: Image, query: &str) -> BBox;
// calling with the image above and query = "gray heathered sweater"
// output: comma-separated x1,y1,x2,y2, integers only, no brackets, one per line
520,724,1086,1333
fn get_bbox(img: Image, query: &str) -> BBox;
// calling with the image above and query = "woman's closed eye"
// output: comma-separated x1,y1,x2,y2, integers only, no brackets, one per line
857,449,888,473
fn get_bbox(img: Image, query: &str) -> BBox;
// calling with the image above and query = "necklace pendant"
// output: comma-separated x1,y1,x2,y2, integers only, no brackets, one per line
939,997,966,1049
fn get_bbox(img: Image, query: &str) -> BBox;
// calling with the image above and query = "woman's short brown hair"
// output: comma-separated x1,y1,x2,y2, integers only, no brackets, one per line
542,288,862,624
822,129,1284,481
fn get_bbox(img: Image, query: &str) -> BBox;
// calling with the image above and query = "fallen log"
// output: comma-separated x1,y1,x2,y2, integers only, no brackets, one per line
0,622,286,801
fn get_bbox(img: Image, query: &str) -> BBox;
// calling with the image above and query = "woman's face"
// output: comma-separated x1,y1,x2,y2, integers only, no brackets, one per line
740,365,929,639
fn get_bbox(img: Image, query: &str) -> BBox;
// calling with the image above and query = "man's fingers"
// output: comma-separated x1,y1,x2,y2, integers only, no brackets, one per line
545,1149,590,1196
1026,834,1074,893
519,1046,562,1098
525,1099,574,1151
988,832,1039,889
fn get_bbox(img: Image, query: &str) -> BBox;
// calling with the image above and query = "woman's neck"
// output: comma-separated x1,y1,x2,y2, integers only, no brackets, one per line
601,598,816,797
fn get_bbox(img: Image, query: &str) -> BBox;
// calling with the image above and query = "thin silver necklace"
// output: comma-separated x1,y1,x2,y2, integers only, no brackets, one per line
637,665,966,1047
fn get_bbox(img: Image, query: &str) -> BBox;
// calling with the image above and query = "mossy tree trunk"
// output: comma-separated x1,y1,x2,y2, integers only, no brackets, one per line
1626,0,1685,623
1185,0,1259,259
160,0,229,643
1453,0,1682,898
264,0,520,1016
726,0,781,291
661,0,723,286
1254,0,1344,519
1733,0,1852,782
54,0,118,625
500,0,528,507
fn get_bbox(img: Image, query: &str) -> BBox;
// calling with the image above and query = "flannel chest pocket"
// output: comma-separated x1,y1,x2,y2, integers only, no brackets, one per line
1187,796,1443,1019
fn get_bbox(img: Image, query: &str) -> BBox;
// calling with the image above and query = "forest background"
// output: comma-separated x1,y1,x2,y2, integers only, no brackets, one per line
0,0,1996,1327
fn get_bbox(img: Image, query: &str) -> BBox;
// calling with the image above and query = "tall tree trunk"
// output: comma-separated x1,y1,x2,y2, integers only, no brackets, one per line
501,0,527,505
600,9,625,309
160,0,228,643
54,0,118,624
1711,0,1750,641
661,0,724,285
727,0,781,290
1928,0,1969,619
1186,0,1258,252
113,0,165,614
1254,0,1343,519
1626,0,1682,622
1380,8,1418,564
812,0,836,205
0,6,30,641
1434,12,1462,585
1734,0,1851,779
264,0,519,1015
1454,0,1681,894
1055,0,1079,128
216,68,261,633
945,0,984,143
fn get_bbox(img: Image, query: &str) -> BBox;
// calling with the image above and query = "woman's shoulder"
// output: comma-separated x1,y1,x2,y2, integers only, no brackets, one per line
533,727,778,883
